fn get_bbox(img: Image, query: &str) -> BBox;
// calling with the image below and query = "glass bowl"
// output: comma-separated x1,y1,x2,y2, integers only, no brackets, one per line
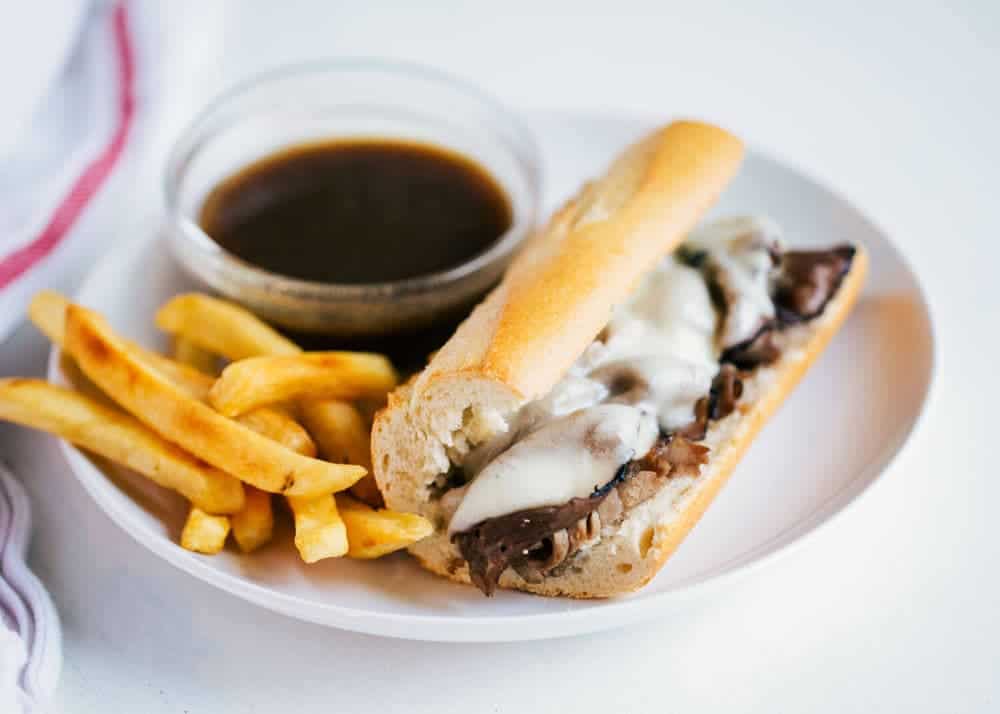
164,59,540,338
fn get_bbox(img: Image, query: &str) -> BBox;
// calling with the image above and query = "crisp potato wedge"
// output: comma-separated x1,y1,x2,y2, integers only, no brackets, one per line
286,494,348,563
337,494,433,559
181,507,231,554
173,337,217,374
156,293,300,361
64,306,365,497
0,379,245,513
209,352,397,417
300,399,381,507
230,486,274,553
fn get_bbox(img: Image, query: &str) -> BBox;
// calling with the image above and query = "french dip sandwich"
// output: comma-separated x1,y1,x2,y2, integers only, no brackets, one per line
373,120,867,597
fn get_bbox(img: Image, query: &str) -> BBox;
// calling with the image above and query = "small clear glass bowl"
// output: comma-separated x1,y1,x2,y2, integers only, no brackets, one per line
164,59,540,338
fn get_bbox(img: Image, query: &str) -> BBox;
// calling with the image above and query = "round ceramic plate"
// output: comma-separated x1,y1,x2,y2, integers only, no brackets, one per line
49,114,934,642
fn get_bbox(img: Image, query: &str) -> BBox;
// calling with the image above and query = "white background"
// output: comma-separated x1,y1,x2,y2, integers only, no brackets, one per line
0,1,998,711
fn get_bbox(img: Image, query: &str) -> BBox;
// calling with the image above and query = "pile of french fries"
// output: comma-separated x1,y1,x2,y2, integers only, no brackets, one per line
0,291,432,563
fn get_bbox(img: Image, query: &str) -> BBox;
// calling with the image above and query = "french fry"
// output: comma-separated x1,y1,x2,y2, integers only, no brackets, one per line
300,400,381,507
155,293,300,361
181,507,231,554
0,379,245,514
230,486,274,553
227,400,318,554
138,350,317,455
172,337,217,374
287,494,348,563
337,494,434,559
28,290,69,344
134,348,214,399
236,407,316,458
64,306,365,497
31,291,213,397
299,400,371,465
152,293,387,493
32,292,318,456
209,352,397,417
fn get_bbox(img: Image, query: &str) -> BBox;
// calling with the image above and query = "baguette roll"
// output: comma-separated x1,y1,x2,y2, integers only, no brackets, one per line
373,120,866,597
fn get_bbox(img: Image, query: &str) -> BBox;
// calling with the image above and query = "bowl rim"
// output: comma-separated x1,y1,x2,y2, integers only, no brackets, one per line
163,57,542,300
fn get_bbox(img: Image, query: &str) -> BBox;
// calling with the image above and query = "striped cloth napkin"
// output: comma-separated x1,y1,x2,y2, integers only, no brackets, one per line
0,0,149,343
0,463,61,713
0,0,152,709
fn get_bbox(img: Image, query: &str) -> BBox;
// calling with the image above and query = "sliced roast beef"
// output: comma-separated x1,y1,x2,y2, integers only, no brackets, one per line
453,433,710,595
720,327,781,369
719,245,856,369
453,493,606,596
774,245,856,322
676,365,743,440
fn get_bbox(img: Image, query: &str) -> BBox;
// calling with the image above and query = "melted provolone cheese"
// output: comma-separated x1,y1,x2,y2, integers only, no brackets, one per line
619,260,718,368
687,216,782,348
448,217,781,533
449,405,659,534
450,259,719,531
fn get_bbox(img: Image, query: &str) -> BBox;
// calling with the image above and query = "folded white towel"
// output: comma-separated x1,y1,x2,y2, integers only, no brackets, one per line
0,463,61,713
0,0,147,343
0,0,154,708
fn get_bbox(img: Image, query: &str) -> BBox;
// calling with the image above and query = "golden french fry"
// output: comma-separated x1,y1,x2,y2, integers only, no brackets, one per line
299,400,370,465
34,292,318,458
31,291,213,395
156,293,300,361
153,292,386,478
300,400,381,507
135,348,214,399
38,290,316,461
237,407,316,458
287,494,348,563
58,352,116,407
0,379,245,514
181,507,231,554
337,494,434,559
138,350,317,455
230,486,274,553
28,290,69,344
209,352,397,417
172,337,217,374
64,306,365,497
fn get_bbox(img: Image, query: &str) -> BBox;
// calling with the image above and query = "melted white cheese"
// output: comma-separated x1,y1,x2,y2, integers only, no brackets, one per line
608,355,715,430
449,405,659,534
619,259,719,368
449,258,720,532
687,216,782,348
447,218,787,532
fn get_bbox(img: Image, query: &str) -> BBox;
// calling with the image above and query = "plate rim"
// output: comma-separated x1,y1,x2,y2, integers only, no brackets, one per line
49,115,937,642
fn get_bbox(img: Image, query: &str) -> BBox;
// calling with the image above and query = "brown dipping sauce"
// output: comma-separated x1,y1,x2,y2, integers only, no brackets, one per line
199,139,512,284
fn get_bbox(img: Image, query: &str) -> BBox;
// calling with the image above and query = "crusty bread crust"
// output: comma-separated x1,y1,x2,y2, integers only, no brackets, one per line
374,122,745,521
414,121,744,406
400,248,867,597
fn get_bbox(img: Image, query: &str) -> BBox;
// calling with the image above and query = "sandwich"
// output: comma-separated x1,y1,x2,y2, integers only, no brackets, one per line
372,120,867,597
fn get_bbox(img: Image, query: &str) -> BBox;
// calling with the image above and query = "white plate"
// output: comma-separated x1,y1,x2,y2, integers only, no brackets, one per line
49,113,934,642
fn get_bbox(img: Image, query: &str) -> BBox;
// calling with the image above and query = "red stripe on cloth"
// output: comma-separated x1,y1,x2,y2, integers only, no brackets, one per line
0,2,137,291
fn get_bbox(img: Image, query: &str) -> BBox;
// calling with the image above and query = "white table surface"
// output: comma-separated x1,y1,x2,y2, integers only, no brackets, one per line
1,1,998,711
